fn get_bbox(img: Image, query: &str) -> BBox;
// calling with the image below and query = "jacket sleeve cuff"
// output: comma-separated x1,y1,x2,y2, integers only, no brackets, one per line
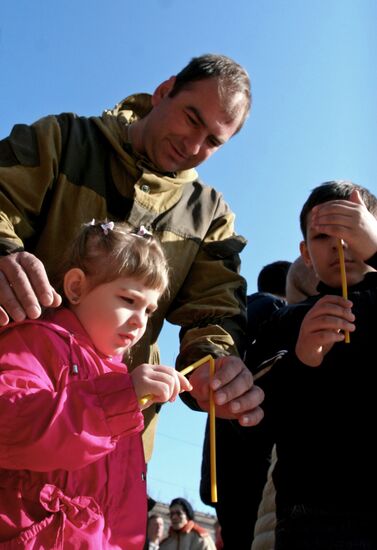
94,372,144,438
0,243,24,256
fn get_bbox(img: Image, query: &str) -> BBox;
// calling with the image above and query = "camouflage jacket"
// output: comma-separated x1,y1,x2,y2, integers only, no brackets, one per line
0,94,247,458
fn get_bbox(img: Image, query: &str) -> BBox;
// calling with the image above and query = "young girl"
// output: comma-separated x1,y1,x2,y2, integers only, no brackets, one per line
0,220,191,550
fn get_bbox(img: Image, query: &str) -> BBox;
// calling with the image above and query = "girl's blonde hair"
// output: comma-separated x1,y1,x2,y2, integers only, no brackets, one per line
54,221,169,298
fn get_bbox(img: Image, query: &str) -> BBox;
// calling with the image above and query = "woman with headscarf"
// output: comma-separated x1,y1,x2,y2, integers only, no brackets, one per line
160,498,216,550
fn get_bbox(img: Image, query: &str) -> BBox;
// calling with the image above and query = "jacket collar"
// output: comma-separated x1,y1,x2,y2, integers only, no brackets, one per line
0,308,124,366
167,520,208,538
100,93,198,181
317,271,377,295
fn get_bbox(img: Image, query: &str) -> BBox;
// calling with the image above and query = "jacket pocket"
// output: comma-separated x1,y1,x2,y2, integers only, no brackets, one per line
0,483,104,549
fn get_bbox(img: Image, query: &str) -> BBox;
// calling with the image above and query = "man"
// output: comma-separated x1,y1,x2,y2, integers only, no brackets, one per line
146,514,165,550
0,54,263,459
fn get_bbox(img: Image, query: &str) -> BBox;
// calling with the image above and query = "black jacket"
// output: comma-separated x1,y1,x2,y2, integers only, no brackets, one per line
248,271,377,518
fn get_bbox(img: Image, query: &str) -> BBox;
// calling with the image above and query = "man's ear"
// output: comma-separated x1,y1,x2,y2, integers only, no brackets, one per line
300,240,312,267
152,76,176,106
64,268,87,305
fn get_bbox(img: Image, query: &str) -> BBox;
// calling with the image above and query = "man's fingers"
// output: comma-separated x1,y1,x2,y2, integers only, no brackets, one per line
2,269,42,320
213,368,253,406
228,385,265,415
212,356,244,388
239,405,265,427
212,357,253,404
0,252,61,322
19,254,59,307
201,389,265,427
51,288,63,308
0,269,28,322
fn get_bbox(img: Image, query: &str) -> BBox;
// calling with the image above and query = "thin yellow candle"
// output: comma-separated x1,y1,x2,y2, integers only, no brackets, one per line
138,354,213,406
337,239,350,343
209,355,218,503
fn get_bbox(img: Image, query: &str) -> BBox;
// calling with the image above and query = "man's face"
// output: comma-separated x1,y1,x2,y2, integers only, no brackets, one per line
169,505,188,531
300,211,375,288
148,516,164,540
138,77,245,172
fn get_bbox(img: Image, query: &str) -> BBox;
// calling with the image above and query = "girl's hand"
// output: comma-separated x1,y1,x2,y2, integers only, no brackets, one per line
131,363,192,409
295,295,355,367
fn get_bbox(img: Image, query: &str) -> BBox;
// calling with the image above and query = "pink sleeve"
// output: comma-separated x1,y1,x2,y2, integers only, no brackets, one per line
0,325,144,471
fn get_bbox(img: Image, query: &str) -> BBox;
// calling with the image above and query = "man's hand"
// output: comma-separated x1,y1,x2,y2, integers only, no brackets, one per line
0,252,62,325
188,355,264,427
295,295,355,366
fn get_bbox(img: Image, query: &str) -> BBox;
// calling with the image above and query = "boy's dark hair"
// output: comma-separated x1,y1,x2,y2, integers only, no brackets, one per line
169,53,251,133
300,180,377,239
257,260,292,296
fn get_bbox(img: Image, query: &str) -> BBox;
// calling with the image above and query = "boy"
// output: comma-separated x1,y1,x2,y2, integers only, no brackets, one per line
249,181,377,549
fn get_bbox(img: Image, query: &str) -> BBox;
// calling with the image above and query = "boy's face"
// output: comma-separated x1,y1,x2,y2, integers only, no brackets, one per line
300,211,374,288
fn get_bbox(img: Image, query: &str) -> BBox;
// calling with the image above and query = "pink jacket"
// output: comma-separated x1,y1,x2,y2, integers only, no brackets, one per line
0,308,146,549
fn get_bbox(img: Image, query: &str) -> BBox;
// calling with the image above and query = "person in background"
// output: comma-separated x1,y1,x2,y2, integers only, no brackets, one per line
214,520,224,550
146,514,165,550
160,498,216,550
0,221,191,549
249,181,377,549
285,255,319,304
246,260,291,347
0,53,264,465
200,261,291,550
257,260,292,297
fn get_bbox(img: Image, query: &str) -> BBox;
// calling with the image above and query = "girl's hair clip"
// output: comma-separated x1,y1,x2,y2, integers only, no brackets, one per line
85,218,96,226
100,221,115,235
135,225,153,238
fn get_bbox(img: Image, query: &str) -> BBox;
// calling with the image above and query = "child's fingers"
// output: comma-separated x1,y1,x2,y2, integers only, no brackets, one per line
136,364,193,405
176,371,193,392
146,366,185,403
308,296,354,321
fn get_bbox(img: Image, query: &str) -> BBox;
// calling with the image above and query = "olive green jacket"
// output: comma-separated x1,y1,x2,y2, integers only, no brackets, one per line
0,94,247,458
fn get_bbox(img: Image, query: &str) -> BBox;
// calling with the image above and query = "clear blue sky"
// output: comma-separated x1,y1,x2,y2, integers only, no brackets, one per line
1,0,377,515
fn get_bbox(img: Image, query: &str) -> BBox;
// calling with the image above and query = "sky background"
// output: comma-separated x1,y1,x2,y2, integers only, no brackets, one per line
1,0,377,516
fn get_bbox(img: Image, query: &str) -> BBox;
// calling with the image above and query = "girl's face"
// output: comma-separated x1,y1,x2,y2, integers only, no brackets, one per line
73,275,160,357
301,211,373,288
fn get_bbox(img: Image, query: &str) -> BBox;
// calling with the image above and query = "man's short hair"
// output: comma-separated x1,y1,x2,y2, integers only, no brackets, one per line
169,53,251,133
